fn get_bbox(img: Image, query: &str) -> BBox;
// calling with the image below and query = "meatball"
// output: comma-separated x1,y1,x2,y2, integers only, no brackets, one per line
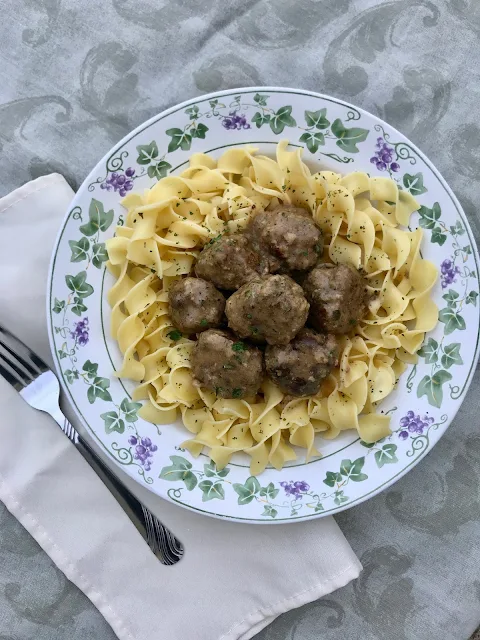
265,329,338,397
191,330,263,399
195,233,262,290
303,263,369,334
168,277,225,334
246,205,323,273
226,274,309,345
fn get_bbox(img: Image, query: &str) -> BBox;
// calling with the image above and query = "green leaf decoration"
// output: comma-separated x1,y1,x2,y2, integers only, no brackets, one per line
299,131,325,154
431,226,447,246
253,93,269,106
159,455,197,491
65,271,94,299
198,480,225,502
374,444,398,468
203,461,229,478
417,337,439,363
304,108,330,129
232,476,261,505
79,199,114,236
53,298,65,314
69,237,90,262
209,99,218,108
439,307,466,335
87,376,112,404
92,243,108,269
402,172,427,196
441,343,463,369
442,289,459,307
417,370,452,408
360,440,375,449
259,482,279,500
136,141,158,165
340,457,368,482
466,291,478,306
82,360,98,379
334,490,348,506
119,398,142,423
58,347,68,360
418,202,441,230
269,106,297,135
315,503,324,513
450,220,465,236
463,245,472,255
147,160,172,180
331,119,369,153
251,111,270,128
185,105,199,120
64,369,79,384
191,123,208,139
166,128,192,153
101,410,125,434
323,471,343,487
261,505,278,518
71,297,88,316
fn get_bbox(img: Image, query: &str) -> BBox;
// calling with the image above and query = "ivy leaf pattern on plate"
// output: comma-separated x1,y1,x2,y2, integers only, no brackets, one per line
330,119,369,153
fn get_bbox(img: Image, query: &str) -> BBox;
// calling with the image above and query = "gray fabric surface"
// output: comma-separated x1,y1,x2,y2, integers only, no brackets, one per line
1,0,480,638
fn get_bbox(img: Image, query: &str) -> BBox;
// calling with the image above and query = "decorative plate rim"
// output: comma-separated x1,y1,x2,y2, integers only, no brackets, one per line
46,86,480,523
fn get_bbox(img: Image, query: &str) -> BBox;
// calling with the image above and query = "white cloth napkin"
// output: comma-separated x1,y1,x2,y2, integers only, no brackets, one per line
0,174,362,640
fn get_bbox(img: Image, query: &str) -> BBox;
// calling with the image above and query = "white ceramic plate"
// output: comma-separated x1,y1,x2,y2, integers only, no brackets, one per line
47,87,480,523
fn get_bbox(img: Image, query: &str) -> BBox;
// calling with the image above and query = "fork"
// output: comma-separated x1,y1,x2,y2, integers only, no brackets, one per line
0,325,183,565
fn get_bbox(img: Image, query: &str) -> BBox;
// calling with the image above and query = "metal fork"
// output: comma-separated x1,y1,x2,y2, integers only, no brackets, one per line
0,325,183,565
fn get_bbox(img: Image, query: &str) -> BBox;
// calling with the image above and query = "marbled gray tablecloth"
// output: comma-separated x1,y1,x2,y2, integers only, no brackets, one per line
1,1,480,638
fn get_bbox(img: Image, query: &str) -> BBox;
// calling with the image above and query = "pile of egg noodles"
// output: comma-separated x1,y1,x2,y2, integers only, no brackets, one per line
105,140,438,474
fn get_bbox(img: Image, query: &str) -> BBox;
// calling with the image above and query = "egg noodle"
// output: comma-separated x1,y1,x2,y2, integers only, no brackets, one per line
105,140,438,474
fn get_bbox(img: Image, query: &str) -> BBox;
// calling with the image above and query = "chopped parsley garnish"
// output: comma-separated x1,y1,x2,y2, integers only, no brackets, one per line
223,362,236,370
232,388,243,398
207,234,223,246
167,329,182,341
232,342,247,352
199,319,208,327
249,326,259,334
246,313,252,319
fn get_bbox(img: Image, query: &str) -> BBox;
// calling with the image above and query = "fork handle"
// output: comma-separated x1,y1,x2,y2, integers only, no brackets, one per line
76,435,183,564
57,413,183,565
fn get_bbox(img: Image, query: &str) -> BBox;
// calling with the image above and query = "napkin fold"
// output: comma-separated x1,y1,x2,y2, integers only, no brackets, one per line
0,174,362,640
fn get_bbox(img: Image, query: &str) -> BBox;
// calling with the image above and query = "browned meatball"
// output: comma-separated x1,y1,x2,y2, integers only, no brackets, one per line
195,233,262,290
303,263,369,334
168,277,225,334
265,329,338,397
191,330,263,399
246,205,323,273
225,274,309,345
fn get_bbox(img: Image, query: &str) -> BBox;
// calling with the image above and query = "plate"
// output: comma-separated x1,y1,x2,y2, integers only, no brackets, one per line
47,87,480,523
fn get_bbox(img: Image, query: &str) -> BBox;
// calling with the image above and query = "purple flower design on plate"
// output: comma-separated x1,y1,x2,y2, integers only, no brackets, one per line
280,480,310,498
222,111,251,131
70,317,89,346
440,258,461,289
398,411,434,440
128,435,158,472
370,137,400,173
100,167,135,197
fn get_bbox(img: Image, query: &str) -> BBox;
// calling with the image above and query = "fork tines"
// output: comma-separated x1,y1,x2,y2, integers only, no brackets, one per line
0,327,47,390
